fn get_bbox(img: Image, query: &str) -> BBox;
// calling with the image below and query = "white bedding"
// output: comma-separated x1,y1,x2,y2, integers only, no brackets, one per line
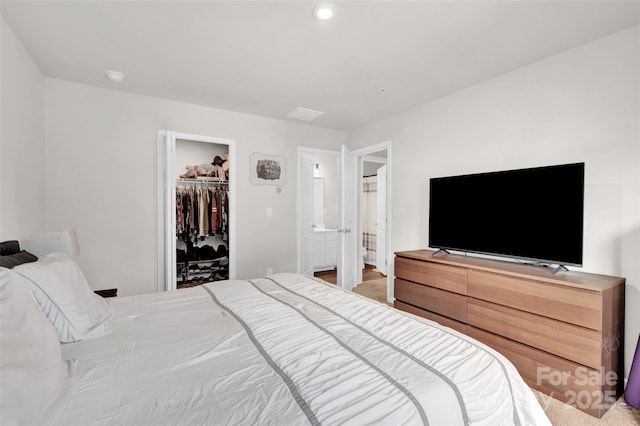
54,273,550,425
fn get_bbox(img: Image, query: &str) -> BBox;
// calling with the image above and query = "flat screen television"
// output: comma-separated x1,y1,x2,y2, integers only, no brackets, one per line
428,162,584,266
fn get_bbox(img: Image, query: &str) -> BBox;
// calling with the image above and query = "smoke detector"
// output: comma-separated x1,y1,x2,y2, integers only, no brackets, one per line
105,70,125,83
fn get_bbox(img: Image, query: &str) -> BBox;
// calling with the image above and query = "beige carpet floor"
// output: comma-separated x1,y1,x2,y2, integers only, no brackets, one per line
533,390,640,425
352,277,390,305
351,278,640,425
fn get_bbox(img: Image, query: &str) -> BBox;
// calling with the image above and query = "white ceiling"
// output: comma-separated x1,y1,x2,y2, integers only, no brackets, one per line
2,1,639,131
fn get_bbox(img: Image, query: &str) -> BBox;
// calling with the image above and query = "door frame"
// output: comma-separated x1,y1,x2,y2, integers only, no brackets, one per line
157,130,236,292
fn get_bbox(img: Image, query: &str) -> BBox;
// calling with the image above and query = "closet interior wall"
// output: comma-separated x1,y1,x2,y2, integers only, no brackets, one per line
175,139,229,288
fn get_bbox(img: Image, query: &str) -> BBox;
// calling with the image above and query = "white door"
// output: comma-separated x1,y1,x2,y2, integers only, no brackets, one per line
158,130,177,291
299,154,315,275
337,145,357,290
376,165,387,275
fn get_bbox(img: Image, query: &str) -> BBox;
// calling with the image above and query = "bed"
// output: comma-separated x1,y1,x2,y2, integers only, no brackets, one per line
1,244,551,426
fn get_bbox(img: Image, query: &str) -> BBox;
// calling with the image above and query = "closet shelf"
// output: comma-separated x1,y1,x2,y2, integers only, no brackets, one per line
179,268,227,275
178,265,227,272
177,257,228,265
177,269,229,287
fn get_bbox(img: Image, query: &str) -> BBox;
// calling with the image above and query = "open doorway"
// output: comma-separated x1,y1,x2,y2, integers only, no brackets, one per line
361,155,387,272
353,152,388,303
297,142,392,303
297,147,340,278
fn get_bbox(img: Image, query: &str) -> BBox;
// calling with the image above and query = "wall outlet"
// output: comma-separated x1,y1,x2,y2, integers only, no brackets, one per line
266,268,273,275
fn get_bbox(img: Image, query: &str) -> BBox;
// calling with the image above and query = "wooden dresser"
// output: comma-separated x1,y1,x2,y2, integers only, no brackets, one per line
394,250,625,417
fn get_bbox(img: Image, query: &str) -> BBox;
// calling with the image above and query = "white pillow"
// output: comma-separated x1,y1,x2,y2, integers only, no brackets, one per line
0,267,75,425
14,252,113,343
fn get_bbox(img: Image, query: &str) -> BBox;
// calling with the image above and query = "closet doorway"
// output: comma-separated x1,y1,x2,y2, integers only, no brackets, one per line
157,130,236,292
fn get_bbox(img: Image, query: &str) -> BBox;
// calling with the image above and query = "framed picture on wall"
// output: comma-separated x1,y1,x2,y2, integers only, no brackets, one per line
249,153,287,187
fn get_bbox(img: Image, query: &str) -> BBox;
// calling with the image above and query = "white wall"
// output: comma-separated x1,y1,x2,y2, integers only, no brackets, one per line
0,17,45,243
349,26,640,377
44,79,346,296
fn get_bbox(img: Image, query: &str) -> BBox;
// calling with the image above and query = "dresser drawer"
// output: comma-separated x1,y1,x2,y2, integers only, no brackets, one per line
468,298,602,368
395,257,467,295
468,327,615,418
468,269,602,330
394,300,467,334
394,278,467,322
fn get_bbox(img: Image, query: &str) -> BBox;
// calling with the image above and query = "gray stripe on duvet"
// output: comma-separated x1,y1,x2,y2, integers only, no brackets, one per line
248,280,430,426
264,276,469,426
200,285,320,426
305,275,523,426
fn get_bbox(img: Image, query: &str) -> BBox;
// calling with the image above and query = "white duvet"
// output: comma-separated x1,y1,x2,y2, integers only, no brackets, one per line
55,273,550,425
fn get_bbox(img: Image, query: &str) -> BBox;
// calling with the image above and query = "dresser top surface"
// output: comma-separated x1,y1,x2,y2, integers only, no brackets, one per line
395,250,625,291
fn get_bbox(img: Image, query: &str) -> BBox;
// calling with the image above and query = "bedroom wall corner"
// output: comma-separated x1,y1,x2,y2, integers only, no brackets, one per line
0,17,45,243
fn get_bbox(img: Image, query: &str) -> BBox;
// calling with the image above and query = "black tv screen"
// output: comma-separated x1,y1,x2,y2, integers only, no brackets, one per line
429,162,584,266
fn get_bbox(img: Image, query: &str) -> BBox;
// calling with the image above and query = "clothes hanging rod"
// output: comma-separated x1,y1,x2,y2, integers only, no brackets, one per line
176,179,229,185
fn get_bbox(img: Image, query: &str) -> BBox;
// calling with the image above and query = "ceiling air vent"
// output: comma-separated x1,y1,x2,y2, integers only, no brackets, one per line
286,107,324,122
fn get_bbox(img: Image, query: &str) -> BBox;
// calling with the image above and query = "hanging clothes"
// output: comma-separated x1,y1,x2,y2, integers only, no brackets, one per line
176,183,229,243
210,187,218,236
198,187,209,238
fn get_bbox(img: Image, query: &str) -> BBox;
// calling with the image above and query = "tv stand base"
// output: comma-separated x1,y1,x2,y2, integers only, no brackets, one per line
552,264,569,274
431,248,451,256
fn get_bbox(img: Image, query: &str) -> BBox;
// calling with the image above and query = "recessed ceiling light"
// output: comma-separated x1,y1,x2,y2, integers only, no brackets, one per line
105,70,125,83
286,107,325,122
314,5,334,20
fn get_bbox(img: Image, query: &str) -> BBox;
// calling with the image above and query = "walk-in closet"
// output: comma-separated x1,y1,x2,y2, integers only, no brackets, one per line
175,139,230,288
157,130,236,292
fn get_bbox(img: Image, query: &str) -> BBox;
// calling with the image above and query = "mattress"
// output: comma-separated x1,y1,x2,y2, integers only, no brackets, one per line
55,273,550,425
